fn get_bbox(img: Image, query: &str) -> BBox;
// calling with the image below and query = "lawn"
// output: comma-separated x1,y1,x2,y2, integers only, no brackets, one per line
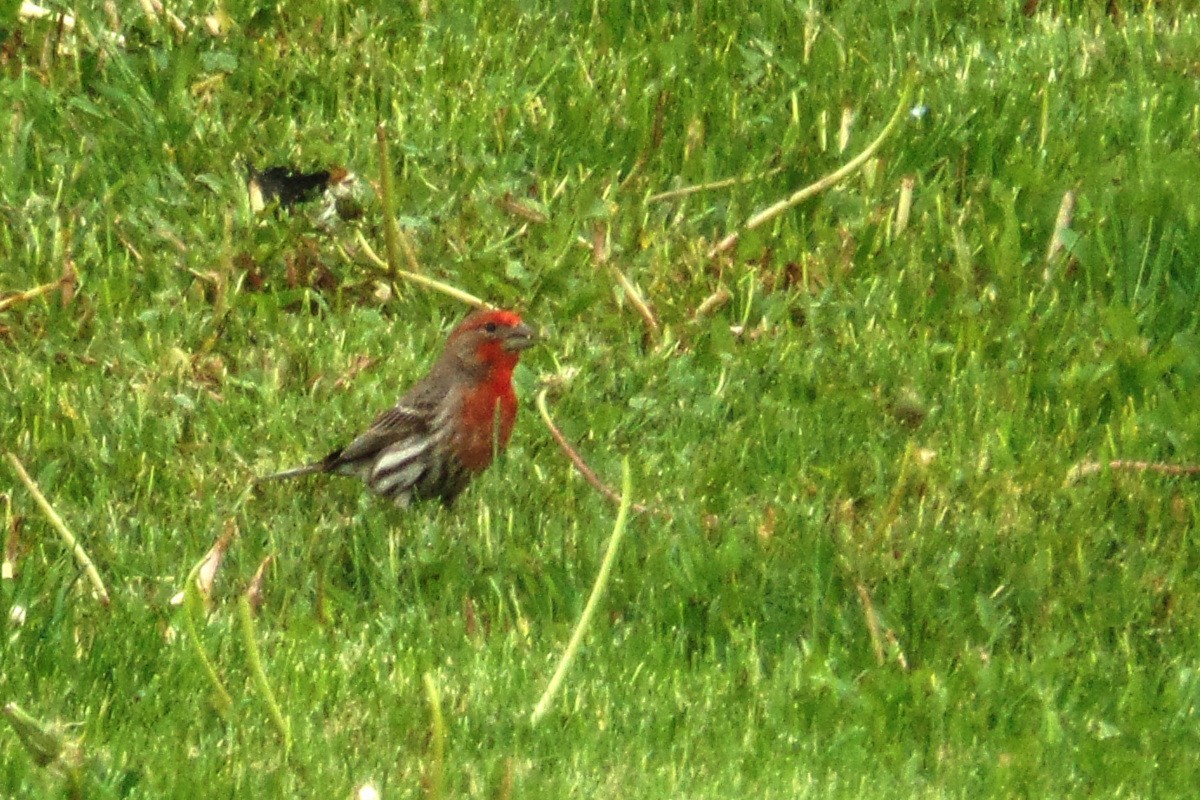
3,0,1200,796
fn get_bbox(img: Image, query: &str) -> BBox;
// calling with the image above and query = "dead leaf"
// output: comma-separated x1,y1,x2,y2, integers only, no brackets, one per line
757,505,777,545
497,192,548,224
204,10,232,36
246,555,272,613
196,519,237,602
3,502,21,581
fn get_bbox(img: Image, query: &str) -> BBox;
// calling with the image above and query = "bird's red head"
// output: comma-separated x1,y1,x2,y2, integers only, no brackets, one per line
447,309,538,376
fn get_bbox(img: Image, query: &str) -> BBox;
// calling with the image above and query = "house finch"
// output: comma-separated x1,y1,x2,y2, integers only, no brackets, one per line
259,309,538,506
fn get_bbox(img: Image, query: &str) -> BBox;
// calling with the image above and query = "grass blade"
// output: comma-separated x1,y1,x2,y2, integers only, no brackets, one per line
181,559,233,716
237,595,291,751
423,673,446,800
532,459,632,724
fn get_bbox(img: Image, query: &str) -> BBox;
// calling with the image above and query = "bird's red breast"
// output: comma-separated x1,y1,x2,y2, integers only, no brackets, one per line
454,378,518,471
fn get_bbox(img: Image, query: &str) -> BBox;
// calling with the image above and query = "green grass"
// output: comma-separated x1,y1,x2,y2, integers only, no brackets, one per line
3,0,1200,796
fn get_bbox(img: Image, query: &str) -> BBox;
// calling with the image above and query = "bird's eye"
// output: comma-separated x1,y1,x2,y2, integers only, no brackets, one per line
484,322,498,333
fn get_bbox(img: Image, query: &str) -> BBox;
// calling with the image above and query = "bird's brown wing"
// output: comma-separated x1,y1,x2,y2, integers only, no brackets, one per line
320,403,432,476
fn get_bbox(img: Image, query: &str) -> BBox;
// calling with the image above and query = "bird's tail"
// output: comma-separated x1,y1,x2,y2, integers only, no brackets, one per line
256,463,324,482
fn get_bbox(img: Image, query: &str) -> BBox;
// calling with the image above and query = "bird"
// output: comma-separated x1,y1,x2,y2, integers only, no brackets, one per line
259,309,538,507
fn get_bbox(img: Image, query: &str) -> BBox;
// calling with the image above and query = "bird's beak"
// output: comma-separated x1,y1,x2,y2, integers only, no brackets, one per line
503,322,539,352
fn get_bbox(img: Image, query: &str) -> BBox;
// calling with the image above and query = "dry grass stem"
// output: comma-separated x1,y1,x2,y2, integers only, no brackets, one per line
535,389,668,518
647,167,785,204
1065,458,1200,485
497,193,548,224
0,279,67,313
611,269,659,334
855,582,886,666
352,232,492,310
710,79,915,257
693,287,732,319
5,453,110,608
885,629,909,670
592,223,659,334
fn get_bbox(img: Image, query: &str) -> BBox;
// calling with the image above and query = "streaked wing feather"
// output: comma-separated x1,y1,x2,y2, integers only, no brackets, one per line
370,403,431,435
322,404,430,472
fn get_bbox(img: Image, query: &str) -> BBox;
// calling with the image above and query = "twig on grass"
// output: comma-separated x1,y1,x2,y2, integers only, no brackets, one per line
0,282,56,314
494,758,515,800
0,277,69,313
1064,458,1200,486
1,248,79,313
532,459,633,724
535,389,668,518
349,232,493,310
708,76,915,258
3,492,16,581
1,494,13,582
4,453,109,608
